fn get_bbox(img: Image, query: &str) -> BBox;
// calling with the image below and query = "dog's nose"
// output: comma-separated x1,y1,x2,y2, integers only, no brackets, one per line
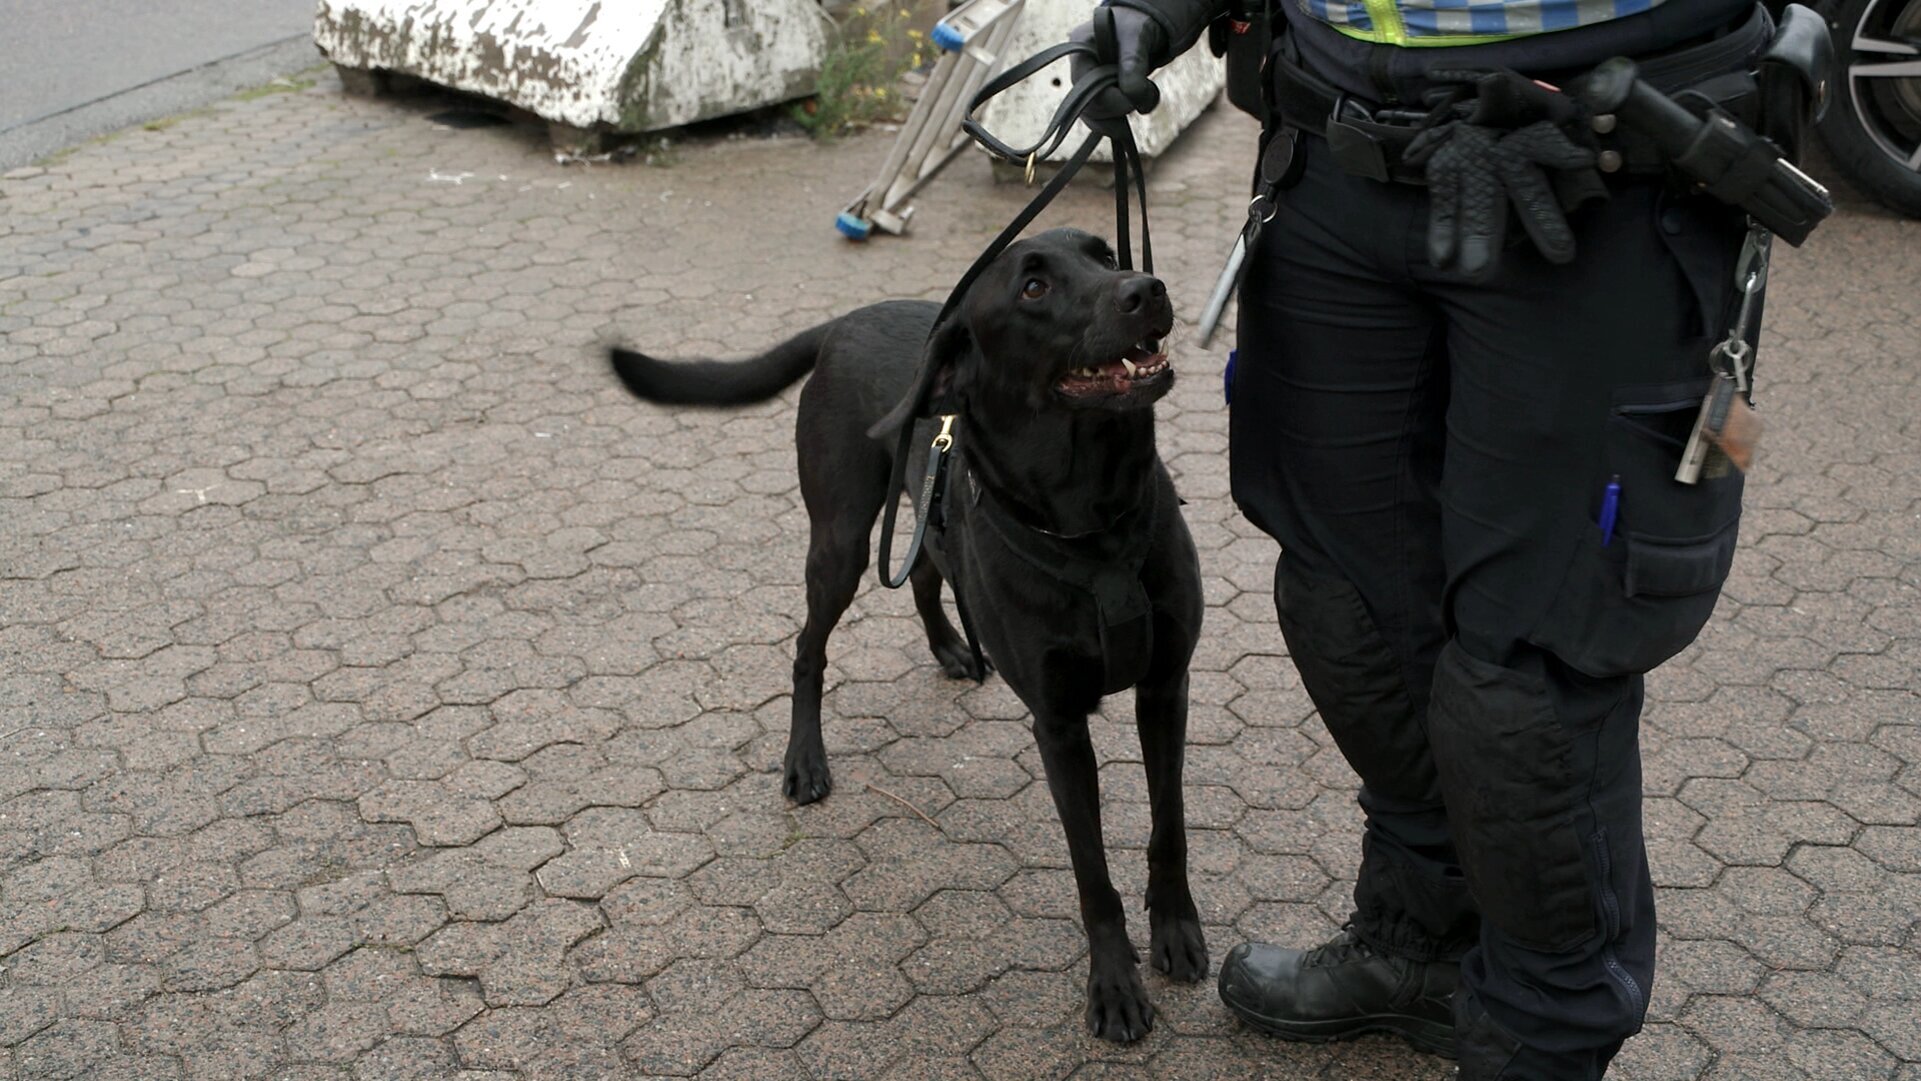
1115,275,1166,314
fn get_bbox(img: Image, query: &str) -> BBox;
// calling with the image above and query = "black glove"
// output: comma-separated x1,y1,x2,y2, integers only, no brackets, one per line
1403,69,1602,280
1068,1,1226,122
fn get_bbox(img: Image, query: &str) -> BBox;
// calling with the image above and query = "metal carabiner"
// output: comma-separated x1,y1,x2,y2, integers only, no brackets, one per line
1733,221,1772,294
1712,222,1772,392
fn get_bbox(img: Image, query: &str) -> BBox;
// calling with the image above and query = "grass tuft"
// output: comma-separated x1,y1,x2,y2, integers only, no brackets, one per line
793,6,933,140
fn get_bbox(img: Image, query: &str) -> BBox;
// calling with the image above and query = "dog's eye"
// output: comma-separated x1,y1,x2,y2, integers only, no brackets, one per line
1102,252,1119,270
1021,279,1049,300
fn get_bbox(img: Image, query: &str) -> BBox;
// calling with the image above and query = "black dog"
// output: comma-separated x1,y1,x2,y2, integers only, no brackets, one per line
608,227,1206,1041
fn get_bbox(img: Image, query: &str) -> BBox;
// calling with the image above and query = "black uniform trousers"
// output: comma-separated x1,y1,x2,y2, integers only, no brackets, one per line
1230,133,1750,1077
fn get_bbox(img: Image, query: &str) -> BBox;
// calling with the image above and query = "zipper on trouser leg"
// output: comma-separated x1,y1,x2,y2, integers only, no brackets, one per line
1590,829,1645,1023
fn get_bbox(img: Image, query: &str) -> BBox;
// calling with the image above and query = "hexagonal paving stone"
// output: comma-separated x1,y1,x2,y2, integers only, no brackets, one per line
0,54,1912,1081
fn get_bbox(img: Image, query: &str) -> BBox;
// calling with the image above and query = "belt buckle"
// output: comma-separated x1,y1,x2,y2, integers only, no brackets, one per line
1325,93,1391,182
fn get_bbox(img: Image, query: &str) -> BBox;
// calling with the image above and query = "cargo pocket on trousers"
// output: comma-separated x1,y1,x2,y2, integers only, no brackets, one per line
1528,384,1744,679
1428,642,1597,953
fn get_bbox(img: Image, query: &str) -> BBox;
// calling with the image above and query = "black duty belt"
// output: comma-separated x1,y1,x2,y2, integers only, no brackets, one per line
1271,2,1773,186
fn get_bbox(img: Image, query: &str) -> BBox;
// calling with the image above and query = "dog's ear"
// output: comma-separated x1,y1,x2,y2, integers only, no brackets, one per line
866,316,972,441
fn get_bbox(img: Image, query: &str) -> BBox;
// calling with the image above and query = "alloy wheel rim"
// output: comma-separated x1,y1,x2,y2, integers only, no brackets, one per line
1847,0,1921,171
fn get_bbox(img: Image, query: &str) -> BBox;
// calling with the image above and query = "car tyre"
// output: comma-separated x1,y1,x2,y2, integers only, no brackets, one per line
1817,0,1921,216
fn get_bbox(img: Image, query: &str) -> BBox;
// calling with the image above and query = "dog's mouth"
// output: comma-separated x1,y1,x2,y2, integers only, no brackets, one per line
1055,339,1172,398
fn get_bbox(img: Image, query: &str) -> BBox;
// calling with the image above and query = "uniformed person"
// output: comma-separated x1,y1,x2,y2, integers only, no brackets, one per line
1069,0,1824,1073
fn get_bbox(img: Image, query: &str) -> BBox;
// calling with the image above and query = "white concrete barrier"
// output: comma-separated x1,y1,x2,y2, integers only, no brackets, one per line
314,0,833,137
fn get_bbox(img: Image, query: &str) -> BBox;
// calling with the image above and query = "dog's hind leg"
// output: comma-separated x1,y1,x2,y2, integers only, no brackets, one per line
1135,672,1209,982
908,558,989,681
785,447,888,805
785,541,862,804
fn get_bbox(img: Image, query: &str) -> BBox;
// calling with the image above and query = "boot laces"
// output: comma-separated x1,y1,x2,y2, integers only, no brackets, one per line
1302,925,1380,969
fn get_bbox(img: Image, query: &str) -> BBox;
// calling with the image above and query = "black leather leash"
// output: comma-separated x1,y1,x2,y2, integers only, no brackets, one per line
880,416,956,590
877,11,1157,601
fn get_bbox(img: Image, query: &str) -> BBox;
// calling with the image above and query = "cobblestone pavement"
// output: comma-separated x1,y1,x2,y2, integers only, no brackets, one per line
0,69,1916,1081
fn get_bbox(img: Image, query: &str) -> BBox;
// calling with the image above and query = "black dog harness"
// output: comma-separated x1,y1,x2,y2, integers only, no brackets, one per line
874,12,1164,684
965,468,1161,696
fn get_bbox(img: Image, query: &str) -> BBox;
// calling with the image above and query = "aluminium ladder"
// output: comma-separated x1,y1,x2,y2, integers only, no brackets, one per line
835,0,1027,239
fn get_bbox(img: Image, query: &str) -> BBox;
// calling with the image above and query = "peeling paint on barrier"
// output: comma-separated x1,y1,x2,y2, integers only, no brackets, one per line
313,0,833,133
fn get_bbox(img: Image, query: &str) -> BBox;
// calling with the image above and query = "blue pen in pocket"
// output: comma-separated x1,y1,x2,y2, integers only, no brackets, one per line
1599,475,1621,546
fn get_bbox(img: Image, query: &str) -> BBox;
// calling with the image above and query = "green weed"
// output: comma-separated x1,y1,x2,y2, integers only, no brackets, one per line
234,76,316,102
793,5,933,139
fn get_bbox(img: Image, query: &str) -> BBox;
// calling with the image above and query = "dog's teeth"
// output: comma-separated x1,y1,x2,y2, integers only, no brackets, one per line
1121,357,1137,377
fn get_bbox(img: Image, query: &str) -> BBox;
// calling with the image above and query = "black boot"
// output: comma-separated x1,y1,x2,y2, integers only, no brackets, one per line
1218,926,1458,1057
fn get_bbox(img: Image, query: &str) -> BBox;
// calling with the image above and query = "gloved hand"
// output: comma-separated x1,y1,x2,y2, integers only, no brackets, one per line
1403,69,1602,280
1068,1,1225,124
1070,6,1168,126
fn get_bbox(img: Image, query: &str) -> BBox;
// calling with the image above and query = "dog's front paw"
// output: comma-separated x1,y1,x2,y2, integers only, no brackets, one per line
1149,909,1209,983
931,639,992,682
1085,958,1155,1043
782,744,832,804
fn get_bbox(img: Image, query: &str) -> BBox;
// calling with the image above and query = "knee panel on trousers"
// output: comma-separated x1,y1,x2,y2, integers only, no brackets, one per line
1273,553,1436,806
1427,641,1598,953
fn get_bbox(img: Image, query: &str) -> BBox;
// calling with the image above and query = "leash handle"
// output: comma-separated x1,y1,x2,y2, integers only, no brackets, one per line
936,35,1155,325
960,41,1107,162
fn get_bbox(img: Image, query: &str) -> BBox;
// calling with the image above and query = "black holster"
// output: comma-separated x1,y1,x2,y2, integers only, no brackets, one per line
1210,0,1274,124
1754,2,1833,163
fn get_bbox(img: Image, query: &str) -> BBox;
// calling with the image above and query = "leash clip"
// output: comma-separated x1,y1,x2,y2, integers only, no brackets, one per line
879,413,959,589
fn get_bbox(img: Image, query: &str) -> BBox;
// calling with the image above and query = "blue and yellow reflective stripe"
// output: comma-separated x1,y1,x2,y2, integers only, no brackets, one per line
1303,0,1666,44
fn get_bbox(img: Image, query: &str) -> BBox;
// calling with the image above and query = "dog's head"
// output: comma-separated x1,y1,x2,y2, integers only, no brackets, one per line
870,228,1176,438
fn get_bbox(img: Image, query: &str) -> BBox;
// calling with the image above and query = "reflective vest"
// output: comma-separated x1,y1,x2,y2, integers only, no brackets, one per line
1293,0,1666,45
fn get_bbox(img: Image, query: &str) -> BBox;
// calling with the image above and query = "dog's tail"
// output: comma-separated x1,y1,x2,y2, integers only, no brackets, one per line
607,322,831,407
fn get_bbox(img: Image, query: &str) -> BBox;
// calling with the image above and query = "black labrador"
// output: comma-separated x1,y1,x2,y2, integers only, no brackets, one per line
607,227,1206,1041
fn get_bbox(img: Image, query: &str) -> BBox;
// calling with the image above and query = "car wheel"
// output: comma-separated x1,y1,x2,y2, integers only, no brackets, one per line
1817,0,1921,216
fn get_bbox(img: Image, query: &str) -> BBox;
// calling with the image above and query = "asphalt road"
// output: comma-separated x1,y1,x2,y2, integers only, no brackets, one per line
0,0,319,170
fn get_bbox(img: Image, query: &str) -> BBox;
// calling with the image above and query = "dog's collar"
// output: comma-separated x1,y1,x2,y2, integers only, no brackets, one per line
962,463,1147,542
